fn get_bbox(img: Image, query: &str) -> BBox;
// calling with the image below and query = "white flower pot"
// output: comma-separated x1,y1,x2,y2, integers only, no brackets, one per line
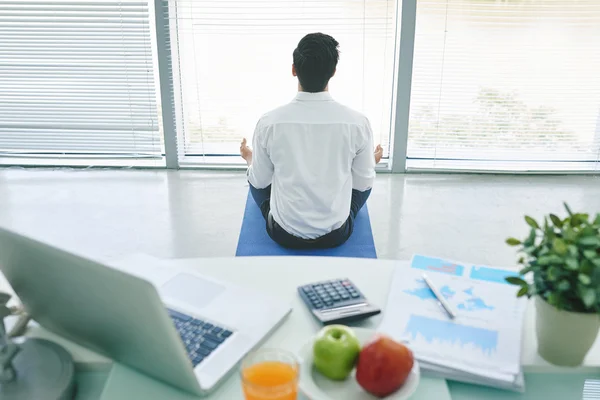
536,297,600,366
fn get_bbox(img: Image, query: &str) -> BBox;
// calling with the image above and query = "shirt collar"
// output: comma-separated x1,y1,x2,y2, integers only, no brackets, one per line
294,92,334,102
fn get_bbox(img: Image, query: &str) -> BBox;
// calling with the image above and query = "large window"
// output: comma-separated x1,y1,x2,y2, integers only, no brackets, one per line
1,0,599,173
164,0,398,162
0,0,162,165
407,0,600,171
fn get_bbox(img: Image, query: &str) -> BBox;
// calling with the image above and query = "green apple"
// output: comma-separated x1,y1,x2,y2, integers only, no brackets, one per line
312,325,361,380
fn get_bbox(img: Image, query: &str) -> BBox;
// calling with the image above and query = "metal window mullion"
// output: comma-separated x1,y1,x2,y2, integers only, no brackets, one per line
154,0,179,168
390,0,417,173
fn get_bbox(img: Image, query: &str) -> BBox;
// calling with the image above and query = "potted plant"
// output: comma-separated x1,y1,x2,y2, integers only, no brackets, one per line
506,203,600,366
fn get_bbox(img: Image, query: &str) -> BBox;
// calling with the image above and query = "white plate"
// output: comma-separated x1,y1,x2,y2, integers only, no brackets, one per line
297,327,420,400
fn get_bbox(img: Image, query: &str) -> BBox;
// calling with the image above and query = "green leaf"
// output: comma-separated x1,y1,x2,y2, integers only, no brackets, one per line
519,266,533,275
579,274,592,285
594,214,600,226
581,260,594,275
548,254,565,265
557,280,571,291
523,229,537,247
538,247,550,257
537,254,564,266
579,236,600,247
583,226,597,237
584,249,597,260
547,292,560,307
537,256,552,266
592,259,600,268
564,228,577,242
518,256,525,264
524,246,536,255
552,238,568,255
549,214,563,228
565,258,579,270
525,216,540,230
505,276,528,287
577,213,590,222
506,238,522,246
568,245,579,257
517,286,528,297
581,288,596,308
564,202,574,216
547,266,560,281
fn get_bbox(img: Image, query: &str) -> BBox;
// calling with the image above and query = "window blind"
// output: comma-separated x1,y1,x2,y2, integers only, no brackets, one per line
163,0,397,159
0,0,161,159
407,0,600,171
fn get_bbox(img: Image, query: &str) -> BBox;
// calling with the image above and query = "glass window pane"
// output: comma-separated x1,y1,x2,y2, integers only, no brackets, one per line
168,0,398,160
407,0,600,171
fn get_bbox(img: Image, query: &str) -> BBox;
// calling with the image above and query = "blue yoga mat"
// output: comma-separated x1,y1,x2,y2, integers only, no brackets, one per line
236,191,377,258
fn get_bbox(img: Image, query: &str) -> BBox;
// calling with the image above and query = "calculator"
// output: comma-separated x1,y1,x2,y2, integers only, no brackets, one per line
298,278,381,325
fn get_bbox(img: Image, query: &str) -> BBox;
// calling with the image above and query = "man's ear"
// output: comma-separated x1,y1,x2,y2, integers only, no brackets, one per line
292,64,297,77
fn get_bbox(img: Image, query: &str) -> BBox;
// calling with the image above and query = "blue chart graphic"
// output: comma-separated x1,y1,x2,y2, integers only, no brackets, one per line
404,280,495,312
469,266,519,285
404,280,455,300
404,315,499,354
411,255,465,276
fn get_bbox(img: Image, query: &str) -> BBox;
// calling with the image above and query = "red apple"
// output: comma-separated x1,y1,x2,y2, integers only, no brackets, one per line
355,335,415,398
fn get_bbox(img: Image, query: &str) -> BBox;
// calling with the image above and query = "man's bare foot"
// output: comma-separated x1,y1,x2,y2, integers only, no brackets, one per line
240,138,253,166
374,144,383,164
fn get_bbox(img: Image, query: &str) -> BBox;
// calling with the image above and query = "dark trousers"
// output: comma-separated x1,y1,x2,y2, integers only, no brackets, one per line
249,184,371,249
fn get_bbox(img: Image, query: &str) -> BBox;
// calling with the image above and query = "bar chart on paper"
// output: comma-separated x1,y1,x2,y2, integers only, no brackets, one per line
404,315,498,356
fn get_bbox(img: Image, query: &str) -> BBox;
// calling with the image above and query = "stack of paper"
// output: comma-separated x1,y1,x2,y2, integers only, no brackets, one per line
378,255,528,392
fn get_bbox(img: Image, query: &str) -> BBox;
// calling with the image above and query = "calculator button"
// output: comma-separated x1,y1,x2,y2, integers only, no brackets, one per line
324,301,333,307
350,292,360,298
221,330,232,338
332,295,341,301
303,287,312,293
341,294,350,300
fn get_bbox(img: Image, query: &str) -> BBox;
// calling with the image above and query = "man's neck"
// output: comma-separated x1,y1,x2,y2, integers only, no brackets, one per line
297,84,329,92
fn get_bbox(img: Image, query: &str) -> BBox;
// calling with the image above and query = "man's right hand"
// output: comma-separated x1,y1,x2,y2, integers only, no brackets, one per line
240,138,253,166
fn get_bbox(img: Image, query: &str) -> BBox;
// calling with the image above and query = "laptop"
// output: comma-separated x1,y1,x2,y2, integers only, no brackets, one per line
0,226,291,396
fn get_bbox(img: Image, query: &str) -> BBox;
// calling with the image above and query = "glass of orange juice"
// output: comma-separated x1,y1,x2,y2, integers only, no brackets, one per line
241,349,299,400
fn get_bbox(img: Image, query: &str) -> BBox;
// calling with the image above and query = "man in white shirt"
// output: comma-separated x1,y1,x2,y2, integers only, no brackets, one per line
240,33,382,249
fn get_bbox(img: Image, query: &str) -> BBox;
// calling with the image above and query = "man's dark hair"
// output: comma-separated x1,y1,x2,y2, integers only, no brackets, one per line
293,33,339,93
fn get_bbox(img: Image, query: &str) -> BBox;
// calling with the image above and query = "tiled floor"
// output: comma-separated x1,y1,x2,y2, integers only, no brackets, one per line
0,168,598,268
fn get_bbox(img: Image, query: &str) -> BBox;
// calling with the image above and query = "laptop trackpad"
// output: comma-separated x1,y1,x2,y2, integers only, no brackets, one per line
161,273,225,308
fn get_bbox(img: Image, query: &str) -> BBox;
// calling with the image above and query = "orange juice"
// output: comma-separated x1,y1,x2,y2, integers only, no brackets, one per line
242,360,298,400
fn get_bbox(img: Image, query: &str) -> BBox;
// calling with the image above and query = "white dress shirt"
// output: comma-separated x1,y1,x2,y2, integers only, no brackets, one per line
247,92,376,239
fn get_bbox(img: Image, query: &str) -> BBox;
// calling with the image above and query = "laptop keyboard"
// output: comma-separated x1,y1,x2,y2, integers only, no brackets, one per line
167,309,233,367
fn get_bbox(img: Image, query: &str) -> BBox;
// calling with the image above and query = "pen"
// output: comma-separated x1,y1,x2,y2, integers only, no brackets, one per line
422,273,457,319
